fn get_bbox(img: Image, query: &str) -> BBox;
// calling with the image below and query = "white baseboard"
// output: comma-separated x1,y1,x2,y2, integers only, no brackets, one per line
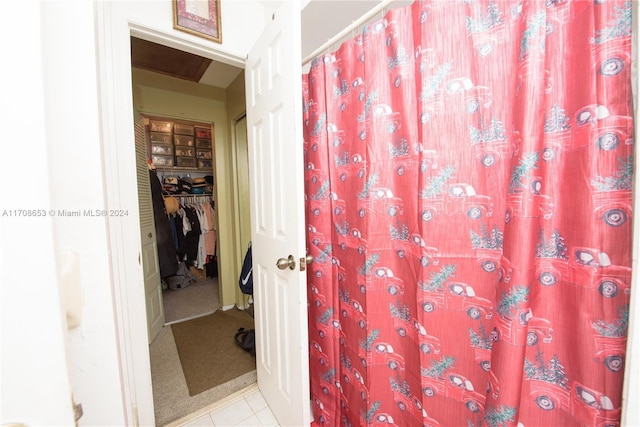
163,309,217,326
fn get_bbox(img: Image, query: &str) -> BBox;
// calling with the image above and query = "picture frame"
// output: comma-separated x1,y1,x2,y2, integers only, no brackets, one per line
172,0,222,43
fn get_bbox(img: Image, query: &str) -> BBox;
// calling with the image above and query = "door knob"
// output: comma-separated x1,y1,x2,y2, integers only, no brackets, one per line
305,254,313,264
148,232,153,238
276,255,296,270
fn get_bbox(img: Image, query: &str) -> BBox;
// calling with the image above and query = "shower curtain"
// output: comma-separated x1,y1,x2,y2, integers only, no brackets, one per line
303,1,633,426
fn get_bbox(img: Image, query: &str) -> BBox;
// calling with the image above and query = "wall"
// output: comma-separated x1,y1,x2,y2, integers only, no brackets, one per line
226,66,247,119
44,2,128,424
124,0,265,68
225,71,252,306
1,1,264,425
0,1,77,425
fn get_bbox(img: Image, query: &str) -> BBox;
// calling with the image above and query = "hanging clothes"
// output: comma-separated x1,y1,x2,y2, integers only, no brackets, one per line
169,214,178,252
173,208,186,259
149,169,178,278
169,197,214,269
195,205,207,269
182,205,201,265
203,201,217,256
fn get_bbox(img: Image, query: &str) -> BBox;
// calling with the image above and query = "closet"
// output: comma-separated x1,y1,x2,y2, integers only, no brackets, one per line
144,115,218,283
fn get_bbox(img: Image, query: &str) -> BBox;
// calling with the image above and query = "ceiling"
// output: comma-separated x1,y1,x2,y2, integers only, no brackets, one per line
130,1,385,89
130,36,244,88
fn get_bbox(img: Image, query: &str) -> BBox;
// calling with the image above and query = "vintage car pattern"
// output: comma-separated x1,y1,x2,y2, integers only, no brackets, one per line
303,1,632,426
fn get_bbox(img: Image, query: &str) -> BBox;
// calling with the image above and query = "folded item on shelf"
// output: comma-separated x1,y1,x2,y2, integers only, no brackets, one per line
191,177,208,188
179,177,193,193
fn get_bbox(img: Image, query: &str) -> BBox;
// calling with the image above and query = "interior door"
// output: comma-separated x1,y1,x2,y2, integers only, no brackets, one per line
245,2,311,425
134,114,164,343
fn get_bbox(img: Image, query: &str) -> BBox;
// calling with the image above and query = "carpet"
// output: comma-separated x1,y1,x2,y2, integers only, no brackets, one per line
163,278,219,324
171,308,256,396
149,324,257,427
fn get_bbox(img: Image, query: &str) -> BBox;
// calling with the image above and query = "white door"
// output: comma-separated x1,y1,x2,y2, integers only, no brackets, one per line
134,114,164,343
245,1,311,426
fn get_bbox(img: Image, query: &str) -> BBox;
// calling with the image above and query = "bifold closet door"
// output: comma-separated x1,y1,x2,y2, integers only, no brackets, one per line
135,114,164,342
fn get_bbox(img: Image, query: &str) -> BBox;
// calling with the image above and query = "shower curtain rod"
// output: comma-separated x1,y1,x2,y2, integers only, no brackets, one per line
301,0,396,66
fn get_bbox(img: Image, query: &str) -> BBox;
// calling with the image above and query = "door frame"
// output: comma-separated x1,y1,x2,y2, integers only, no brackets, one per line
95,4,251,425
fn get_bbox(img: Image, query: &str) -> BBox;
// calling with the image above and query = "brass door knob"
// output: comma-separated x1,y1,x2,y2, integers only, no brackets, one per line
276,255,296,270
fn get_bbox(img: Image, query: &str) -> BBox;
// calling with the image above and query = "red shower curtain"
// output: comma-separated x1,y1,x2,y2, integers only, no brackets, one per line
303,1,633,426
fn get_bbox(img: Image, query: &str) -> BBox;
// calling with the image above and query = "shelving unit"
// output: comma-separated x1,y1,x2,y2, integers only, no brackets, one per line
156,166,201,173
147,118,213,172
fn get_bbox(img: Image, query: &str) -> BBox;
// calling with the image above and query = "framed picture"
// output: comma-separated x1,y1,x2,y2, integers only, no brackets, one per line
173,0,222,43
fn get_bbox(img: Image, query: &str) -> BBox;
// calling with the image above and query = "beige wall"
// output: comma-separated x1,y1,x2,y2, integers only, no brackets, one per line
131,68,243,309
225,72,251,305
226,70,247,120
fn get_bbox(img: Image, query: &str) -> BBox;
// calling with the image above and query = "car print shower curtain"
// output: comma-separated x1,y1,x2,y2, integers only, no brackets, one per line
302,1,633,426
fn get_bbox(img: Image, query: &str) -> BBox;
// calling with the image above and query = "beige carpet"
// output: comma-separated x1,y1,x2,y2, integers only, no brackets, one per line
163,277,219,324
150,321,257,426
152,281,257,426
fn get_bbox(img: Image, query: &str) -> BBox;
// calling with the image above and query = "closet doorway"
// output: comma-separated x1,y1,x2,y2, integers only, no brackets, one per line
130,37,254,426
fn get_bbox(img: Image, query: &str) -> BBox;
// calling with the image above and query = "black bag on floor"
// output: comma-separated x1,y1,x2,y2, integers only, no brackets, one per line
206,256,218,277
234,327,256,357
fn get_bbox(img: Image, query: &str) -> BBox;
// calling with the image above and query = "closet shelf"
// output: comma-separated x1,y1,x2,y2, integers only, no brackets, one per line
157,166,207,172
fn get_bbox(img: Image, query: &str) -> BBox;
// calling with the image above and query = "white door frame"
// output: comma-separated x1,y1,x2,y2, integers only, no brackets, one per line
94,3,248,425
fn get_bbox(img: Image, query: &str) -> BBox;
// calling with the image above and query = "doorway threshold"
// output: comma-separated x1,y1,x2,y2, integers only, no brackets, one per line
163,309,217,326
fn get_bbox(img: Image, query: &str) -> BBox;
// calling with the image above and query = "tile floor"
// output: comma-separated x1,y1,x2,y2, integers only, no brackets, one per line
173,385,279,427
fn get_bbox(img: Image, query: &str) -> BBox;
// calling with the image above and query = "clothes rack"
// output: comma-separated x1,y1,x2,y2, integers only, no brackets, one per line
175,194,213,205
